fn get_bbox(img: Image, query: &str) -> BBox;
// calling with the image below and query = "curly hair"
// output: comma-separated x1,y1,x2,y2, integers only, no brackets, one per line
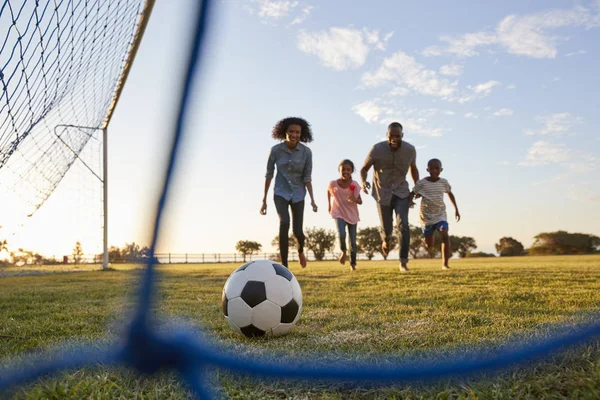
271,117,313,143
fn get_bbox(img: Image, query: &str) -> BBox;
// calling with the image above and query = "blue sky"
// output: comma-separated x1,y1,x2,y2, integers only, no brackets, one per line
7,0,600,257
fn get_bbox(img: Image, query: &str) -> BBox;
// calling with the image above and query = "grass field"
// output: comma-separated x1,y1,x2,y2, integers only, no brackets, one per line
1,255,600,399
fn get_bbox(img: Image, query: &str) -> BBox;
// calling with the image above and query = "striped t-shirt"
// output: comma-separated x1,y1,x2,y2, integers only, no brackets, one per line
412,178,451,226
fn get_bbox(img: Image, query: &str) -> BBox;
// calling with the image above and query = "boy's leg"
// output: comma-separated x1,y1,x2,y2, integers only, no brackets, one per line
424,230,434,248
348,223,358,269
440,224,451,269
393,195,410,270
336,218,347,265
290,200,307,268
376,200,394,257
273,196,291,268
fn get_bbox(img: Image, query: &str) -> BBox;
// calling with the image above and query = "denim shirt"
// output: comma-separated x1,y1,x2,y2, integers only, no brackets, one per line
265,142,312,203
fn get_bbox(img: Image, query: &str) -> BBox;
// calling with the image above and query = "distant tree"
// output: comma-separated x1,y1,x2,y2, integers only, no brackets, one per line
72,241,84,264
305,227,336,261
123,242,141,262
139,246,157,263
108,246,123,263
530,231,600,255
271,234,293,252
466,251,496,258
453,236,477,258
10,248,36,266
357,227,380,260
0,239,7,252
495,237,525,256
235,240,262,262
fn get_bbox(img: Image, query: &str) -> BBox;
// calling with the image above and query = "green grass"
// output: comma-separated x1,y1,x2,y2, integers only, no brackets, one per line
2,255,600,399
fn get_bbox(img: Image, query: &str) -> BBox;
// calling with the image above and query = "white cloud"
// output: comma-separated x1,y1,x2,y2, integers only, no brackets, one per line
553,77,561,82
247,0,312,25
388,87,410,96
506,83,517,89
566,49,587,57
520,141,571,166
523,113,583,136
454,80,501,103
361,51,459,98
493,108,514,116
520,141,597,169
291,5,313,25
472,80,501,94
361,52,499,103
422,32,496,57
297,27,393,70
421,6,600,59
352,100,390,124
352,100,445,136
444,110,456,115
464,112,479,119
439,64,464,76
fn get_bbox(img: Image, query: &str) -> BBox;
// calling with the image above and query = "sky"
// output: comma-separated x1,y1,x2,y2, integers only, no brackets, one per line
4,0,600,258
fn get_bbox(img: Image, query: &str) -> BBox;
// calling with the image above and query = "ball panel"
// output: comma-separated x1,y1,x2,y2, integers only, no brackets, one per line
272,262,293,281
240,324,266,338
235,261,255,272
271,323,295,337
221,290,228,316
293,304,302,325
264,275,293,307
240,281,267,307
280,299,300,324
226,317,241,334
290,276,303,307
244,260,277,281
224,270,248,299
227,297,252,328
251,300,282,332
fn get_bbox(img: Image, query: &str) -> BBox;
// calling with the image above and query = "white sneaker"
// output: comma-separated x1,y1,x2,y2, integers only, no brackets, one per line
399,263,409,272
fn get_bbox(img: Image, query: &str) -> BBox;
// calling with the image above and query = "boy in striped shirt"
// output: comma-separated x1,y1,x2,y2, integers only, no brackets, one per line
409,159,460,269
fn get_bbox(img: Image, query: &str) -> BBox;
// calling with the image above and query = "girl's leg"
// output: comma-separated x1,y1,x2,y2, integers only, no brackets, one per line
348,223,358,269
274,196,291,268
336,218,348,264
290,200,307,268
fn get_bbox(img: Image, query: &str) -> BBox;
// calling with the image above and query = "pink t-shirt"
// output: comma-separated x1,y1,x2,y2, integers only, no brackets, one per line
328,180,361,225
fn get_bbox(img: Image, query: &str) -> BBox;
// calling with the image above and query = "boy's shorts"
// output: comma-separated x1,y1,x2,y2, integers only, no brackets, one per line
423,221,449,238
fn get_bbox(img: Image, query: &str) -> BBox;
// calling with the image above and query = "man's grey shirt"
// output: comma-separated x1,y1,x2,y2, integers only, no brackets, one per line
362,140,416,205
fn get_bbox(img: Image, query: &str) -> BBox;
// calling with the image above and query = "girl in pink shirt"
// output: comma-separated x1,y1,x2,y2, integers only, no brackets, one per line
327,159,362,270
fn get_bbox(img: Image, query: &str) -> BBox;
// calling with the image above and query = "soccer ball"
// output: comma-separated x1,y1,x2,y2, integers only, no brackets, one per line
222,259,302,337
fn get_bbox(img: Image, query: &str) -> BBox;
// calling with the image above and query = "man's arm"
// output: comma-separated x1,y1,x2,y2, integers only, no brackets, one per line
360,147,375,194
410,157,419,185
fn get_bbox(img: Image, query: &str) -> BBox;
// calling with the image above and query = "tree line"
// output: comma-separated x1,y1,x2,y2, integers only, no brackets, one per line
235,229,600,262
1,229,598,267
0,241,156,267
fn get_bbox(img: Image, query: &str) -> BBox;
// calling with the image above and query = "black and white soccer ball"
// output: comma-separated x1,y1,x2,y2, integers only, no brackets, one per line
222,259,302,337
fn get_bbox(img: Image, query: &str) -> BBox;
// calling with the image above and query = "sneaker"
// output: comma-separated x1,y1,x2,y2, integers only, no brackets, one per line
442,265,450,270
338,252,347,265
350,264,356,271
381,241,390,257
299,252,307,268
399,262,409,272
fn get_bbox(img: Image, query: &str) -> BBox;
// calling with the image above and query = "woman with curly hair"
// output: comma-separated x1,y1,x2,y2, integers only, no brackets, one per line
260,117,318,269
